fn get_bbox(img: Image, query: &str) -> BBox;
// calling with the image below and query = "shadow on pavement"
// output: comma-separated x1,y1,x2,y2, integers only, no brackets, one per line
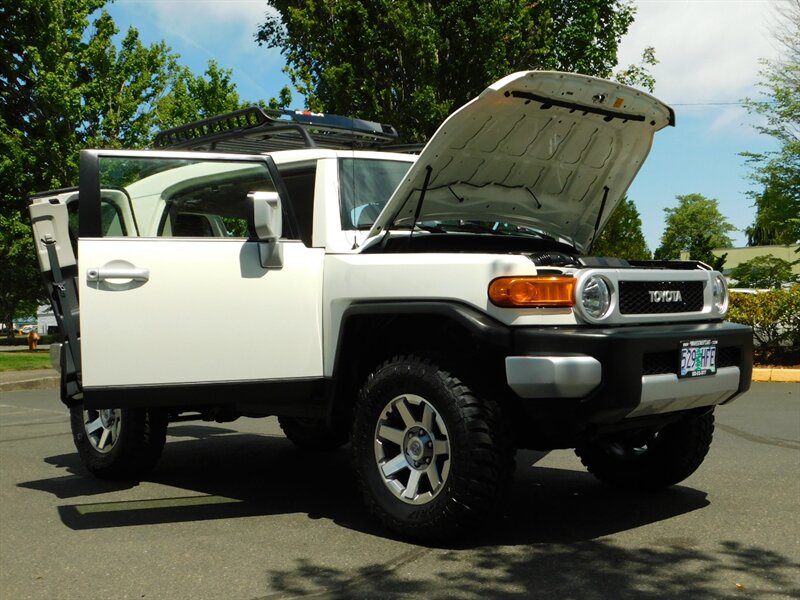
20,428,713,545
18,427,800,598
256,538,800,600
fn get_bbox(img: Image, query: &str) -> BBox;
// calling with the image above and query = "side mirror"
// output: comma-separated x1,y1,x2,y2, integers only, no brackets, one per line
248,191,283,268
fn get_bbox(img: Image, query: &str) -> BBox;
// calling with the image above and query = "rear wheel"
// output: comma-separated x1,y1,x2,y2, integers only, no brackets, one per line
70,405,167,480
351,356,513,541
575,411,715,490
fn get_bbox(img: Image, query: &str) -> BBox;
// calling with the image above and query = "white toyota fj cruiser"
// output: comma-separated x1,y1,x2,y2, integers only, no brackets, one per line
30,71,753,540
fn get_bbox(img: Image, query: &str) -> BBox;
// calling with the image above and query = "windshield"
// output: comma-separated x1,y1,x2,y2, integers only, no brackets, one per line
339,158,411,230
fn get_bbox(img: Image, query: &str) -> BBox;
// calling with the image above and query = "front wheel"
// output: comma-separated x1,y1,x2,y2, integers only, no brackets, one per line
351,356,513,541
70,404,168,480
575,410,715,490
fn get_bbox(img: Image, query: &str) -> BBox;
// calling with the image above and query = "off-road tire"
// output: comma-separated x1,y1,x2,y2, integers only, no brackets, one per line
351,355,514,541
70,405,168,480
575,410,715,490
278,416,348,450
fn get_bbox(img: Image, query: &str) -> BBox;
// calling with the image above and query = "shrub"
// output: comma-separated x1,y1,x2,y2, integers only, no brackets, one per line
727,285,800,351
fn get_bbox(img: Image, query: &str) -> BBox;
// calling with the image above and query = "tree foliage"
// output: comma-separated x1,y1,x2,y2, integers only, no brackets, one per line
653,194,736,268
742,0,800,246
0,0,245,332
155,61,242,130
257,0,652,141
729,255,799,288
591,197,651,260
615,46,658,93
0,213,41,335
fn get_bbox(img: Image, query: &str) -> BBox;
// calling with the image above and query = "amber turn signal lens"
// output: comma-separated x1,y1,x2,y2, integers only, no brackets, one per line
488,276,575,307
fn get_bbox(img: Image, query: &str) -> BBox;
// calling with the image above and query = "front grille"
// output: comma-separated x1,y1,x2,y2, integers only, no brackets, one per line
717,346,739,368
619,280,704,314
643,351,675,375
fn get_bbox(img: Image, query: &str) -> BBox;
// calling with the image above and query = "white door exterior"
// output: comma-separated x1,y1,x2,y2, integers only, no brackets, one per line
79,238,323,387
77,150,324,390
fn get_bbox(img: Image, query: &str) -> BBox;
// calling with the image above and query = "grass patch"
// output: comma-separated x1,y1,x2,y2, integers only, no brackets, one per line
0,351,53,371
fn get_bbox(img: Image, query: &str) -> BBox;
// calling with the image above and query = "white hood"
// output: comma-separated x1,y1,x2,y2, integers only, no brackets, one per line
367,71,674,253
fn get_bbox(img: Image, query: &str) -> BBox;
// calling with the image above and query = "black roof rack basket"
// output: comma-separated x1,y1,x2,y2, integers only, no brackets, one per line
153,106,401,153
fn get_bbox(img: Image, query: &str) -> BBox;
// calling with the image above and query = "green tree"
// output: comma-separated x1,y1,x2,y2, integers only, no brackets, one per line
591,197,651,260
654,194,736,268
742,0,800,246
729,255,799,288
257,0,651,141
615,46,658,93
266,85,294,110
155,61,243,130
0,214,41,337
0,0,245,332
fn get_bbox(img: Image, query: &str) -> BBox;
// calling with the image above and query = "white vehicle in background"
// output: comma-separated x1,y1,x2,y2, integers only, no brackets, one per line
30,71,753,540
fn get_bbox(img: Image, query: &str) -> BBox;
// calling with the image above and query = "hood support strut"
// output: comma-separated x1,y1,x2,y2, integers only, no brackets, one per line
379,164,433,250
408,165,434,242
588,185,610,254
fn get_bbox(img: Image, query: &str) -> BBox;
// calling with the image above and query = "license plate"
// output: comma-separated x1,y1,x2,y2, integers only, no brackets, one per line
679,340,717,378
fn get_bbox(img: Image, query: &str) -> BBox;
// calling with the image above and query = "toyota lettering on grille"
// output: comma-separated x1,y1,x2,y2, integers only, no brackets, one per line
648,290,683,303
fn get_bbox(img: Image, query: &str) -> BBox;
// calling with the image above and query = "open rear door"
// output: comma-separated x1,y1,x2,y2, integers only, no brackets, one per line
30,189,83,402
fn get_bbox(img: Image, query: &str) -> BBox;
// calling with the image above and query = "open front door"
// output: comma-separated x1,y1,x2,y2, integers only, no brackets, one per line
75,150,324,408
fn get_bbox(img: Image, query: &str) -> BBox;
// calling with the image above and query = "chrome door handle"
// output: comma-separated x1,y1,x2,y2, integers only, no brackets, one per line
87,267,150,282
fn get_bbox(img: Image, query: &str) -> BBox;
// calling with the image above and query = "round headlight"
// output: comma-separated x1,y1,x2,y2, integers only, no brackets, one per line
581,275,612,319
713,274,728,314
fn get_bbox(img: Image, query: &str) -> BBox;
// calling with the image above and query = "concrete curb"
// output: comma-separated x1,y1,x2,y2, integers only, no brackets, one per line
752,368,800,383
0,369,59,393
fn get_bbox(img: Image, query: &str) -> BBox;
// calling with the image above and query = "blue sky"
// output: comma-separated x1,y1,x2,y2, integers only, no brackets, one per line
104,0,781,251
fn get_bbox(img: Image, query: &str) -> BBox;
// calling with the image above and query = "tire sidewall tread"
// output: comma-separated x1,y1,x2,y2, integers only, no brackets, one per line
351,355,513,541
70,405,167,480
575,411,715,490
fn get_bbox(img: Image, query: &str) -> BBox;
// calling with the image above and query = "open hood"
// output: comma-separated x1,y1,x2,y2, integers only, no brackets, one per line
367,71,674,253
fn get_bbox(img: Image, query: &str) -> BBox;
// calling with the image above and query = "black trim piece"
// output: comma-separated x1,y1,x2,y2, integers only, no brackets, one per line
264,155,300,241
507,90,647,123
78,150,101,238
339,300,511,351
511,321,753,421
31,186,79,199
328,300,511,428
84,377,328,415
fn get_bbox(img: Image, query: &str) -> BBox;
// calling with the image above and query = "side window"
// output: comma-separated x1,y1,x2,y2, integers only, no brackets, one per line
278,166,316,247
68,196,129,240
96,157,281,238
339,158,411,230
101,200,127,236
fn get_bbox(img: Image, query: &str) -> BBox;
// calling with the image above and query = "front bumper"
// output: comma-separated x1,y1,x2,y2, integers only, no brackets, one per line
505,321,753,422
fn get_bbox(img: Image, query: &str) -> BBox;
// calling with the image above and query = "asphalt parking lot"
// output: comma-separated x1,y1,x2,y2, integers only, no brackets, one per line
1,383,798,600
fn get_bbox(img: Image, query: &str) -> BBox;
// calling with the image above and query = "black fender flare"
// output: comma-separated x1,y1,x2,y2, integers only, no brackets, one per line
326,300,511,425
